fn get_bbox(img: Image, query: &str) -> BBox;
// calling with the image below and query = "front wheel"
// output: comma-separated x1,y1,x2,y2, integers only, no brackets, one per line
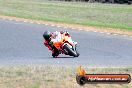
63,44,79,57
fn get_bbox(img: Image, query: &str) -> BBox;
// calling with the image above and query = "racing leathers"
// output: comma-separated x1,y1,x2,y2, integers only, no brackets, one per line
44,31,70,57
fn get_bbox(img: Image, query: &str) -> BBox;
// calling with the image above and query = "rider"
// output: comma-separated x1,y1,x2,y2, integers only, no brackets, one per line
43,30,70,57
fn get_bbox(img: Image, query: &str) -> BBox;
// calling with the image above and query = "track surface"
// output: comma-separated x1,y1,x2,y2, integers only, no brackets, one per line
0,19,132,66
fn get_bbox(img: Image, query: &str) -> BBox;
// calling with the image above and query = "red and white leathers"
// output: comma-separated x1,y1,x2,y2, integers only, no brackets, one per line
43,31,71,57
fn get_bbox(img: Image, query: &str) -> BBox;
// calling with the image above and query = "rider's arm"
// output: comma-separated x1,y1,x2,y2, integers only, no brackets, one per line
61,31,70,37
44,40,53,50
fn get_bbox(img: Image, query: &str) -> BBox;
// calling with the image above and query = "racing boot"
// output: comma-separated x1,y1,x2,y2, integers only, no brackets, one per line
52,50,59,58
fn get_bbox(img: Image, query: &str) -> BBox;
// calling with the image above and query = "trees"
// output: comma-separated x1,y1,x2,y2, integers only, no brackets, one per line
52,0,132,4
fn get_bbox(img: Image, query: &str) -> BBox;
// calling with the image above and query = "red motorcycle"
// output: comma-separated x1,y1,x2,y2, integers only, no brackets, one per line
52,33,79,57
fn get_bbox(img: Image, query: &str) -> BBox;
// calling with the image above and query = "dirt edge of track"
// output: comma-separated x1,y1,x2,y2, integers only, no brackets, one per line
0,15,132,36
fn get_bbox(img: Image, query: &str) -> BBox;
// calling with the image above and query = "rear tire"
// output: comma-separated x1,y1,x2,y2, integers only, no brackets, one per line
63,44,78,57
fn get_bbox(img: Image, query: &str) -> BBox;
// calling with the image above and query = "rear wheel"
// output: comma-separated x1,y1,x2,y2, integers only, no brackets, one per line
63,44,79,57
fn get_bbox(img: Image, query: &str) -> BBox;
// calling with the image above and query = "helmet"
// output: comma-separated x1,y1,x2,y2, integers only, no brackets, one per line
43,31,51,40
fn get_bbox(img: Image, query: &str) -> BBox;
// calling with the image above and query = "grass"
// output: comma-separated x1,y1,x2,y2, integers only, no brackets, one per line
0,65,131,88
0,0,132,30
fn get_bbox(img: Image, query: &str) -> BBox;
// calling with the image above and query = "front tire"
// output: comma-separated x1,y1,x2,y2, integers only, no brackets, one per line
75,45,80,57
63,44,79,57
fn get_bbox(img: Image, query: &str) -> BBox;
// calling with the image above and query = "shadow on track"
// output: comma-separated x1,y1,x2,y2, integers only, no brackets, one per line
51,56,75,59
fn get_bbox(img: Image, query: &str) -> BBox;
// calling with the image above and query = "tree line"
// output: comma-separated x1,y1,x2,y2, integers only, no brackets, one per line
51,0,132,4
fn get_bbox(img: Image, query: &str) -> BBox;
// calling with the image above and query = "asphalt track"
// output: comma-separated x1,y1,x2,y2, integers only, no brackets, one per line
0,19,132,67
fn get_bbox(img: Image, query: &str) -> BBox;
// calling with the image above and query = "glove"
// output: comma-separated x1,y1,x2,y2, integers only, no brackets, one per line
49,41,53,48
64,31,70,36
60,30,69,35
65,31,69,35
49,41,53,45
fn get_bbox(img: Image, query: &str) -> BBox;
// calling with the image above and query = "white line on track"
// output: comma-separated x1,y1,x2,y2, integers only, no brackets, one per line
2,18,6,20
100,32,104,34
63,27,67,29
37,22,41,24
1,18,131,38
113,34,118,36
51,24,55,27
14,20,20,22
106,33,111,35
44,24,49,26
79,29,83,31
57,26,61,28
9,19,13,21
123,35,127,37
30,22,34,24
23,21,27,23
71,28,74,29
93,31,97,32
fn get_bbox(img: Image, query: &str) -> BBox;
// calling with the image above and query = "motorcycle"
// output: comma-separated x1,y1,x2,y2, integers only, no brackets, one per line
52,33,79,57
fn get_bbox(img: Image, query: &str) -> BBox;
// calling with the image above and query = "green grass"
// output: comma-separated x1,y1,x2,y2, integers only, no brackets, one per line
0,0,132,30
0,65,131,88
28,82,40,88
